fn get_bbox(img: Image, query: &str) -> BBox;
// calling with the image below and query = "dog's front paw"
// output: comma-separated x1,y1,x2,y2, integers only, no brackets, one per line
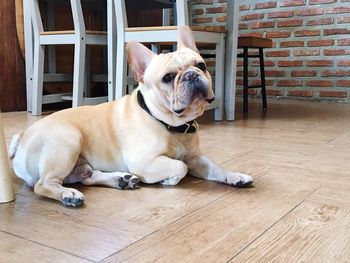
225,172,254,188
62,189,85,207
115,174,140,190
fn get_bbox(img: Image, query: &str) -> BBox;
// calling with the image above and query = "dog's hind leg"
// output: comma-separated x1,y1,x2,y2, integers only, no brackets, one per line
33,130,86,207
82,170,139,189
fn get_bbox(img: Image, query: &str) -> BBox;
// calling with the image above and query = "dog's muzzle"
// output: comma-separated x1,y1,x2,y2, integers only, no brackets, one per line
182,71,215,104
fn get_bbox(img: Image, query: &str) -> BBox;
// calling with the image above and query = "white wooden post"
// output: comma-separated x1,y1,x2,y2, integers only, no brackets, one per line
0,112,15,204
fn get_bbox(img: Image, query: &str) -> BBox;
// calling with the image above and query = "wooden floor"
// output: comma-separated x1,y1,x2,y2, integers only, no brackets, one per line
1,99,350,262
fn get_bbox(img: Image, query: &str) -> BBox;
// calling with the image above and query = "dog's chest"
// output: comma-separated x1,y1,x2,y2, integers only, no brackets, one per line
169,134,197,160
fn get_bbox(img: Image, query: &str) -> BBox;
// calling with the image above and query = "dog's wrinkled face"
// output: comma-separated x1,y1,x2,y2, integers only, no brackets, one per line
126,26,215,126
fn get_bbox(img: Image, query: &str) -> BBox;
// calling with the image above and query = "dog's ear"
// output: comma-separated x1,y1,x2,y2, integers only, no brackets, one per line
126,42,155,83
177,25,199,53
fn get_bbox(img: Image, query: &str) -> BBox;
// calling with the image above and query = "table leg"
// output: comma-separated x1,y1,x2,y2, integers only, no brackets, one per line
23,0,34,112
107,0,116,101
224,0,240,121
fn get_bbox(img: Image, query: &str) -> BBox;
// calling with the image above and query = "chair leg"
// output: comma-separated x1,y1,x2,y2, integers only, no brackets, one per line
72,39,86,107
85,46,91,98
115,40,127,100
214,35,225,121
259,48,267,111
31,43,45,116
243,47,249,113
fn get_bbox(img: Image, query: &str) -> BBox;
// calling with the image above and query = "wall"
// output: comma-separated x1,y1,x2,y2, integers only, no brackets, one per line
190,0,350,102
0,0,26,112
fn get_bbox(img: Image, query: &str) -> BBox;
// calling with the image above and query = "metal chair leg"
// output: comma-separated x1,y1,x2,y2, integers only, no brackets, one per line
243,47,249,113
259,48,267,111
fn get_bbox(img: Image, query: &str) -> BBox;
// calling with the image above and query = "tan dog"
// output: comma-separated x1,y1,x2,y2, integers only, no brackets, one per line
10,26,253,207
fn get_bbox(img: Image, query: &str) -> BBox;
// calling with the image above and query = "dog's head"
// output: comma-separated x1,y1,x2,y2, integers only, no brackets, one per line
126,26,215,126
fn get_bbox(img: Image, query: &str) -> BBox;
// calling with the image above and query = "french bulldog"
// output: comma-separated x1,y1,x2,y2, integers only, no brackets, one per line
9,26,253,207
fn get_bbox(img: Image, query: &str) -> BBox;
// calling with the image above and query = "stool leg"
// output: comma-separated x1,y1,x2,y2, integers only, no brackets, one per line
243,47,249,113
259,48,267,111
0,113,15,203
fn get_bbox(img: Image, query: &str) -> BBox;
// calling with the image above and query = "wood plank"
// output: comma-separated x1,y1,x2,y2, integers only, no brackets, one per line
0,231,91,263
101,168,318,262
230,200,350,262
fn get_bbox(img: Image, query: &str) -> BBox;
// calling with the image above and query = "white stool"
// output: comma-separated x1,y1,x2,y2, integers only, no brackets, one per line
114,0,226,121
29,0,109,116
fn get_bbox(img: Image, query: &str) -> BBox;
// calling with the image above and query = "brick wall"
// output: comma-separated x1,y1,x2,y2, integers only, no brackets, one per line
190,0,350,102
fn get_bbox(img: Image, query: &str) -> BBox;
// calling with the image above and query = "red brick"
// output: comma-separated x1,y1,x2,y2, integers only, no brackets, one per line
337,17,350,23
236,89,257,95
206,6,227,14
277,19,303,27
296,8,324,16
239,32,264,38
306,60,333,67
338,60,350,67
324,28,350,35
252,60,275,67
321,70,350,77
280,0,306,7
241,13,264,21
293,50,320,56
236,70,259,77
310,0,336,4
266,89,284,96
239,5,250,11
266,31,291,38
265,70,286,77
295,30,321,37
277,80,303,86
268,11,293,18
280,41,304,48
291,70,317,77
238,23,248,29
193,17,212,23
326,6,350,14
216,16,227,22
266,50,290,57
236,60,244,67
278,60,303,67
338,39,350,46
336,80,350,87
250,79,274,86
307,39,334,47
193,0,213,4
306,80,333,87
193,9,205,15
324,49,350,56
319,91,347,98
254,1,277,9
287,90,313,97
307,17,334,26
252,21,275,29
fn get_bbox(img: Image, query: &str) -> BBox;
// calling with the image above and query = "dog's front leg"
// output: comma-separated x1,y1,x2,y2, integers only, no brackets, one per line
138,156,188,185
186,155,253,187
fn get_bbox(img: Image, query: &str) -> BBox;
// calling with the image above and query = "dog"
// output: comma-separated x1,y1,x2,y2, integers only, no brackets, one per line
9,26,253,207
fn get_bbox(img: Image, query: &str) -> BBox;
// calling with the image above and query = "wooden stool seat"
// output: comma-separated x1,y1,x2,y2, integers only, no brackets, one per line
238,36,273,49
40,30,107,35
125,25,226,33
237,36,273,113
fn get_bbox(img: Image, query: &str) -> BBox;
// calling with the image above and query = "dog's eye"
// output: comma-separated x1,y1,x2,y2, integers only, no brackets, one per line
162,73,175,83
197,62,206,71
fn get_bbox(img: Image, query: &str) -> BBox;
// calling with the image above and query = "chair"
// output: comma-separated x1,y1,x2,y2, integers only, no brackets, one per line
29,0,108,116
237,36,273,113
114,0,226,121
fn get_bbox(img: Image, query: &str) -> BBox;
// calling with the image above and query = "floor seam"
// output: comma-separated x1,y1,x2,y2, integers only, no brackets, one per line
0,229,95,262
225,186,321,263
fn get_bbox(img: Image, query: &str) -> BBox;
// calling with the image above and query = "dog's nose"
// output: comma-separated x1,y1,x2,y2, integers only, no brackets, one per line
183,71,199,82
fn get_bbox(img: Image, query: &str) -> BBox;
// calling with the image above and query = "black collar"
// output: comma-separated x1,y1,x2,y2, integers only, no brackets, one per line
137,90,198,134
